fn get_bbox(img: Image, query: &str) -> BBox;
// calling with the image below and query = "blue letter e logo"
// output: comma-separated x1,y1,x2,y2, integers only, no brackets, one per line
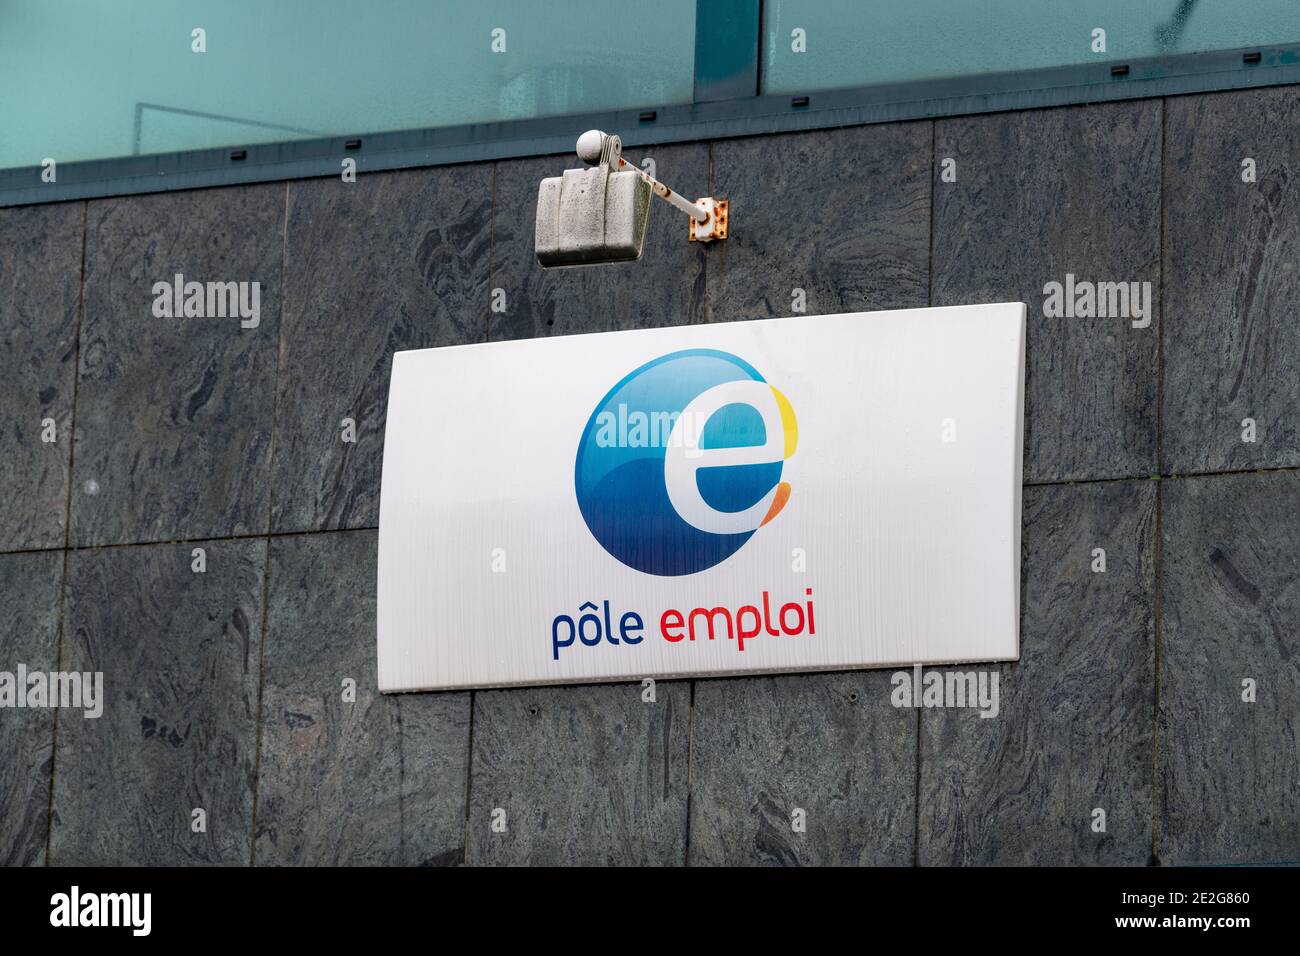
574,349,798,576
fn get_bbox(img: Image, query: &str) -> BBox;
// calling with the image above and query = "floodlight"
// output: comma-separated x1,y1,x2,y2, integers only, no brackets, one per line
535,130,728,267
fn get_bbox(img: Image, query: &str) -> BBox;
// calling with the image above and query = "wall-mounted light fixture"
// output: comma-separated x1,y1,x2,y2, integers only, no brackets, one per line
535,129,728,267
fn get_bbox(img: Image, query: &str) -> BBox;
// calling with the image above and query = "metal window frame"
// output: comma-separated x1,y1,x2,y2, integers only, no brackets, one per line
2,0,1297,208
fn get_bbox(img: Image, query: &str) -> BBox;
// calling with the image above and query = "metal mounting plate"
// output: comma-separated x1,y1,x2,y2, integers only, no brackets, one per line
689,197,728,242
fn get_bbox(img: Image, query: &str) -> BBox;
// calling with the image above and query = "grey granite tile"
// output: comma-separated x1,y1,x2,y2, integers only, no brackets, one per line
933,102,1162,483
689,672,916,866
707,123,931,322
71,185,284,547
255,530,471,866
1159,472,1300,864
271,166,491,533
489,143,709,340
467,681,689,865
0,550,63,866
0,202,82,551
1163,87,1300,473
49,538,265,865
919,480,1156,865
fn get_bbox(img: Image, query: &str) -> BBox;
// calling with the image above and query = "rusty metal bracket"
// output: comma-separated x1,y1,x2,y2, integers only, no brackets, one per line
588,131,727,239
689,197,728,242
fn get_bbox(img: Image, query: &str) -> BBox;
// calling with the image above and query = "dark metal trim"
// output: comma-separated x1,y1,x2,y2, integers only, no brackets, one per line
3,43,1297,208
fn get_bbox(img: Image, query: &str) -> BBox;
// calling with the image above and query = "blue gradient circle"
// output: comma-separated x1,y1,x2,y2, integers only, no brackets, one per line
574,349,782,576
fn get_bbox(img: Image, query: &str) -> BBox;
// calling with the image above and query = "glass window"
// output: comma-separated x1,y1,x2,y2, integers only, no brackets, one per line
0,0,697,170
762,0,1300,94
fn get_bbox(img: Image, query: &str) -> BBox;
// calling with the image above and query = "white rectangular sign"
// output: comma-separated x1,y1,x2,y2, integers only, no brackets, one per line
378,303,1025,692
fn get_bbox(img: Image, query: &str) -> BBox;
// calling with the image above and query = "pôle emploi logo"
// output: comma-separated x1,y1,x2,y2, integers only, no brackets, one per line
552,349,816,661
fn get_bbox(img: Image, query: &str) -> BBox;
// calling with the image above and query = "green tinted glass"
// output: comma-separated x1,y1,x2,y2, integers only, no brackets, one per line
762,0,1300,93
0,0,697,169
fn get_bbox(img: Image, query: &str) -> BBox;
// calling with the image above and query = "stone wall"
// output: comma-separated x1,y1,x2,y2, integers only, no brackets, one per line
1,85,1297,865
